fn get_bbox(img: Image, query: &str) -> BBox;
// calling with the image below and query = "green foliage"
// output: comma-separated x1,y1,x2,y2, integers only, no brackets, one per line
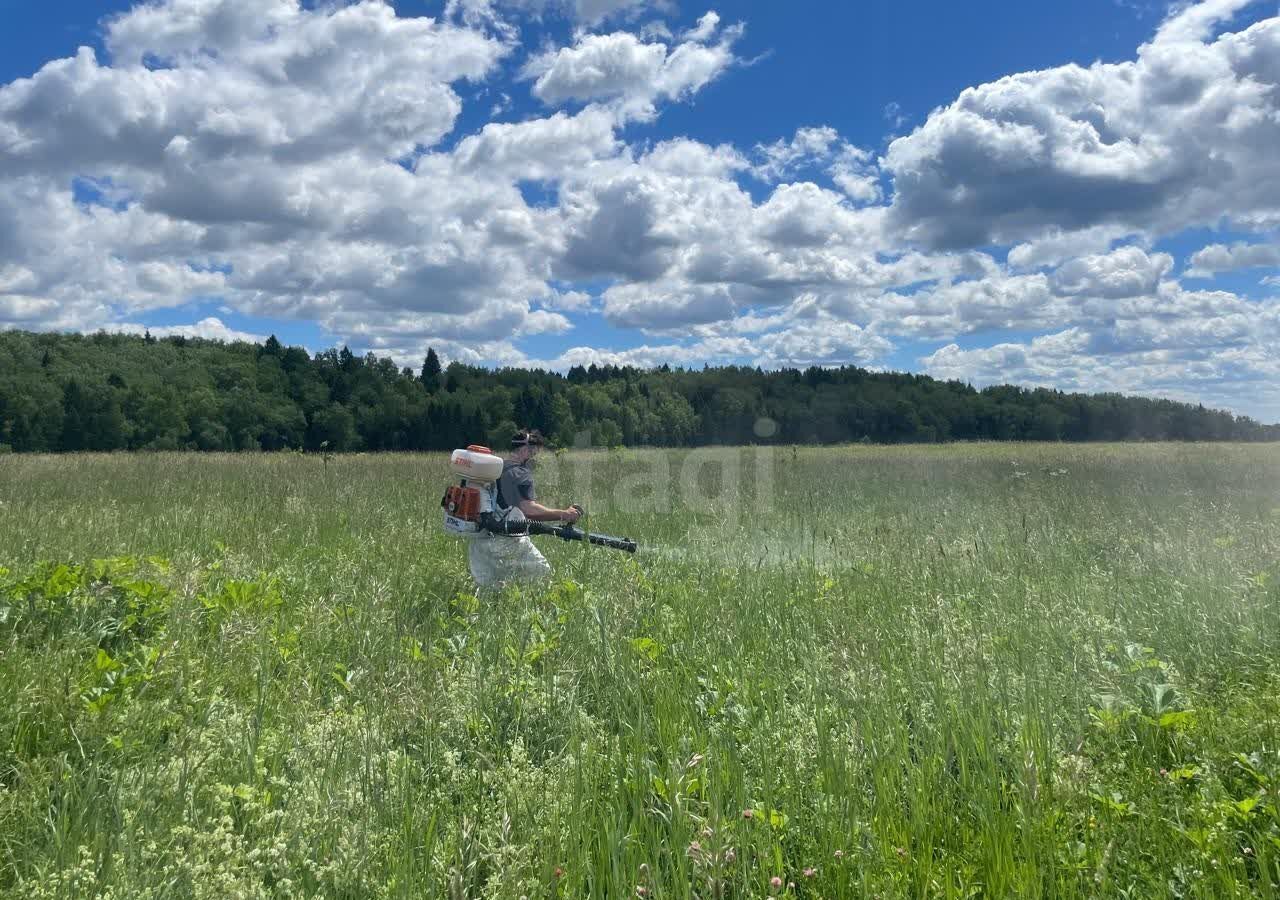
1,445,1279,897
2,329,1277,454
420,346,443,393
199,576,284,626
487,418,519,452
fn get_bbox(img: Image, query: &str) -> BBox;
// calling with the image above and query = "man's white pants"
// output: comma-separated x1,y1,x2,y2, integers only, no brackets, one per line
467,508,552,589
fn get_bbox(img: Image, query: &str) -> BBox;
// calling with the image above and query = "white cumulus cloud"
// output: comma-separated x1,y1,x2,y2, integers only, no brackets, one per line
523,16,739,120
1049,246,1174,298
111,316,263,343
884,4,1280,249
1186,240,1280,277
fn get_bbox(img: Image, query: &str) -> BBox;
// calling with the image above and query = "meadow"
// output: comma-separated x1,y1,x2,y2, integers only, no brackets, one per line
1,443,1279,899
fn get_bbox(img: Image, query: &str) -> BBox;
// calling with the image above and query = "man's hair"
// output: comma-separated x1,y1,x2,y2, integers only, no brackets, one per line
511,428,546,448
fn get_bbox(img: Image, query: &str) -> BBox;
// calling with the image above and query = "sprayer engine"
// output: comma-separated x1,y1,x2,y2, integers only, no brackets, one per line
441,445,503,535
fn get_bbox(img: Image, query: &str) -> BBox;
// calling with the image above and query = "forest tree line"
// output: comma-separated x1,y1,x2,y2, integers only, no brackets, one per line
0,329,1275,453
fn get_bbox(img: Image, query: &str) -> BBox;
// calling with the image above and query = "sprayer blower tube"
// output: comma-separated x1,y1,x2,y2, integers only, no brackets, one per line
480,514,638,553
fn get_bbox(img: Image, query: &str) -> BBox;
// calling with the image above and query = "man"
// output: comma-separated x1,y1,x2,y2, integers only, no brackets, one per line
468,429,581,589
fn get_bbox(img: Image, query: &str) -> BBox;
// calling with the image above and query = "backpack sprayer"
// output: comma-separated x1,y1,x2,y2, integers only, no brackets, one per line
441,445,638,553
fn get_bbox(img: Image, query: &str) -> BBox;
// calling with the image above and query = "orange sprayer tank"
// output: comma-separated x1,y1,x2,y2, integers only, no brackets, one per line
442,445,503,535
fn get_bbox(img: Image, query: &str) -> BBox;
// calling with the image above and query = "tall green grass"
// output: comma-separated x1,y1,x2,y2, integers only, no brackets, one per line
1,444,1279,898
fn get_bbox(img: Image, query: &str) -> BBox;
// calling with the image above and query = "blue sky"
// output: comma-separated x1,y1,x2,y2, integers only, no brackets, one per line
1,0,1278,420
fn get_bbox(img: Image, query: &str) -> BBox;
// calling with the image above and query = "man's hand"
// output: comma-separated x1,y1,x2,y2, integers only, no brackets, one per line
517,499,582,523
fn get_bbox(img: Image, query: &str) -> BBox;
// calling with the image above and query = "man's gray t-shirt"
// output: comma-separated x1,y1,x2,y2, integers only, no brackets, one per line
497,461,535,511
